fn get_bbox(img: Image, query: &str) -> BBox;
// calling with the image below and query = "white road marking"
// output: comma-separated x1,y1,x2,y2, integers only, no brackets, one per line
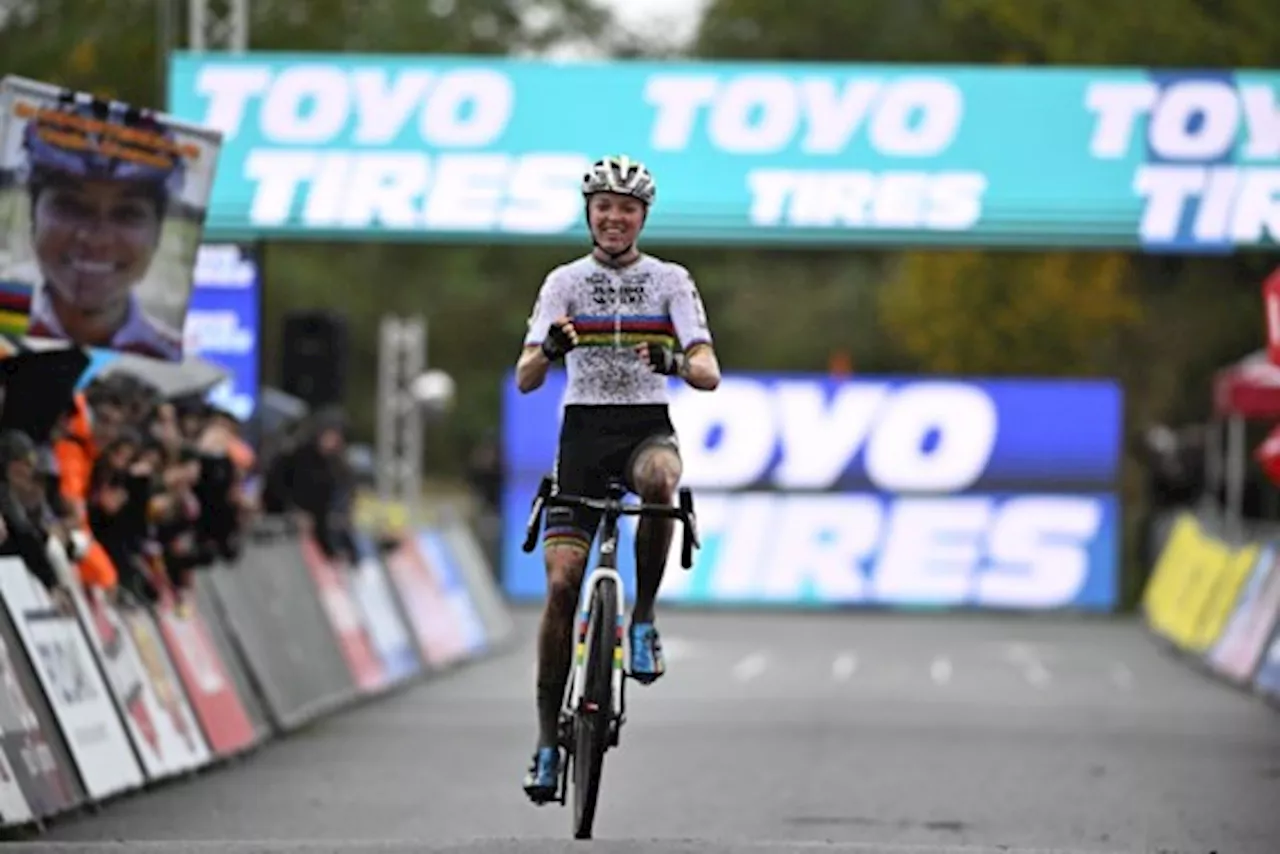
1109,662,1134,690
930,656,953,685
732,652,768,682
1024,661,1051,688
831,652,858,682
1002,643,1051,687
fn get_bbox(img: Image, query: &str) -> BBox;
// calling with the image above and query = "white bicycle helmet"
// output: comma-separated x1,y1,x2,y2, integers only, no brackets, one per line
581,155,656,206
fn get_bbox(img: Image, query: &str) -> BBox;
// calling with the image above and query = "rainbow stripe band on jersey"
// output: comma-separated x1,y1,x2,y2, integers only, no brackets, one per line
572,315,677,350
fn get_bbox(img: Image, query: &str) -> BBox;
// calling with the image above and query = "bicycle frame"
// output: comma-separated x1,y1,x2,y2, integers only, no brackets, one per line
564,482,629,742
522,474,700,751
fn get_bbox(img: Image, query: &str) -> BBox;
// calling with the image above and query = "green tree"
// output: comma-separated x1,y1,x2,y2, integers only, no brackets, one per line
0,0,161,105
878,251,1141,377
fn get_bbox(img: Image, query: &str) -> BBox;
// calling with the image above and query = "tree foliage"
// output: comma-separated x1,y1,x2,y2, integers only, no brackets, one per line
878,251,1141,377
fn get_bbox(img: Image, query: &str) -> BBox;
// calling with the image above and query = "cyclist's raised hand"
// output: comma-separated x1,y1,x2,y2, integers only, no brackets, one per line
541,316,579,361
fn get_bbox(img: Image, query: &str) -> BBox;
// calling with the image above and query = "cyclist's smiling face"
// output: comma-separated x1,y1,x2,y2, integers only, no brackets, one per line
32,179,162,313
588,192,646,254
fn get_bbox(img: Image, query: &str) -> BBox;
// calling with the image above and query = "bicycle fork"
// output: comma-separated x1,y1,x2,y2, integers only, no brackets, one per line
559,568,629,753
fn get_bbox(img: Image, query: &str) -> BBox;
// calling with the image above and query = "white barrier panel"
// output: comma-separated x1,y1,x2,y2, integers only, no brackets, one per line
348,544,422,684
73,588,211,780
0,560,143,800
383,536,474,668
439,513,514,650
0,708,32,825
0,614,80,820
119,606,213,772
414,531,487,655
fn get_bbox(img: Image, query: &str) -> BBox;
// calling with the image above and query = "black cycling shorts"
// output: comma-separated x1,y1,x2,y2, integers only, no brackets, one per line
545,404,679,550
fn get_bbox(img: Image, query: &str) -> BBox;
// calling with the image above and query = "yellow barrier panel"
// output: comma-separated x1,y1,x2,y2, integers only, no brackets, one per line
1143,512,1261,654
353,490,411,538
1144,514,1215,645
1143,515,1193,632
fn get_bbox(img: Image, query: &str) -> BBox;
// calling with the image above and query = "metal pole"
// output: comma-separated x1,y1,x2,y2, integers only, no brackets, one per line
1226,415,1246,542
402,317,426,523
1203,420,1222,518
374,315,426,524
187,0,248,53
375,315,398,501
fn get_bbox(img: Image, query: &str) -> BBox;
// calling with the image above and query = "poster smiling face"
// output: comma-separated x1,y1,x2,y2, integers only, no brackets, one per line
0,75,223,361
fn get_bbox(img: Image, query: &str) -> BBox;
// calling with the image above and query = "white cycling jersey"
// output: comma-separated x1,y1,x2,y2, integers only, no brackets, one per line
523,253,713,406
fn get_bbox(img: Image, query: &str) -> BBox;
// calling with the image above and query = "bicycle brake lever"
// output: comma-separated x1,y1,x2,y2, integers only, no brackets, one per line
678,488,700,554
523,475,555,553
522,495,544,553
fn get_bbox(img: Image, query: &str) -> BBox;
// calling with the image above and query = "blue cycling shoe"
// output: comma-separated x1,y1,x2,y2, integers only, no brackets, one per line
629,621,666,684
522,746,559,804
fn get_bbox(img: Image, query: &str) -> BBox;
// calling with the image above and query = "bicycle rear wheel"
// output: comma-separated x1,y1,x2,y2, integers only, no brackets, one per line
572,576,617,840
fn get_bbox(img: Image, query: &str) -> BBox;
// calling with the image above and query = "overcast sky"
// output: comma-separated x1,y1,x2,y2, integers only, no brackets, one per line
600,0,709,45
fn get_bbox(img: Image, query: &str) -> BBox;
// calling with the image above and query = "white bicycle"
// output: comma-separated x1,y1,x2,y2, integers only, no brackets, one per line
522,474,699,840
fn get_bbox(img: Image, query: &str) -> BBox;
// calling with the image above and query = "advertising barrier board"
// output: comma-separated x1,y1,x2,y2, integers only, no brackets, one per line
206,540,357,729
1143,512,1260,653
0,560,142,800
439,517,514,649
415,531,487,655
1255,624,1280,700
117,605,212,769
155,593,259,757
348,535,422,684
0,611,78,820
383,537,472,667
73,589,209,780
0,731,30,826
190,573,271,743
0,609,34,826
299,538,388,693
1208,543,1280,683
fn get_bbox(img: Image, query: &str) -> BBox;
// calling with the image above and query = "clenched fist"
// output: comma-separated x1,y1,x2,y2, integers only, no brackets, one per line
541,316,580,361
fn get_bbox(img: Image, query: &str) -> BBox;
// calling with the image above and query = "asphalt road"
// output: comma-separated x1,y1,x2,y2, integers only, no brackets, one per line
11,606,1280,854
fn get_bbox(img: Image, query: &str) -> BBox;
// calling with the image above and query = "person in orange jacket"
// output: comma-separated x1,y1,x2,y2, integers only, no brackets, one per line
52,393,121,593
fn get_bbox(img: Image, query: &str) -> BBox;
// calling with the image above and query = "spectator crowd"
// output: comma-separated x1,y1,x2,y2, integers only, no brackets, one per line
0,365,360,617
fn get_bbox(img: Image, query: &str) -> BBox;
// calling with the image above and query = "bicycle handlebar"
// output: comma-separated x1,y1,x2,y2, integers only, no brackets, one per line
520,475,701,569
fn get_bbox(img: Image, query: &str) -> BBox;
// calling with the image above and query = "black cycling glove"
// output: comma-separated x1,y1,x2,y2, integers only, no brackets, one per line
647,343,687,377
540,322,576,362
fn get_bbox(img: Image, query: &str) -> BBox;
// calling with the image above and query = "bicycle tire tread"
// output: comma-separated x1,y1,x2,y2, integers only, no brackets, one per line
572,577,616,840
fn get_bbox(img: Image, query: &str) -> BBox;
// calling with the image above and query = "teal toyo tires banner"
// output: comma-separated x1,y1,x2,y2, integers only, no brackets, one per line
166,54,1279,253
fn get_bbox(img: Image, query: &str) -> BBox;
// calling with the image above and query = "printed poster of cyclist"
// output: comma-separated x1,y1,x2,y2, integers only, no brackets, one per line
0,75,222,362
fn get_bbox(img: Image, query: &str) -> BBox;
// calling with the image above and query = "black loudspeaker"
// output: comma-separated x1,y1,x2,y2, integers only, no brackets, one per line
280,310,348,409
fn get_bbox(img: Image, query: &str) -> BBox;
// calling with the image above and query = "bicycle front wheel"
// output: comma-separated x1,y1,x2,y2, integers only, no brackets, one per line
572,576,617,840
